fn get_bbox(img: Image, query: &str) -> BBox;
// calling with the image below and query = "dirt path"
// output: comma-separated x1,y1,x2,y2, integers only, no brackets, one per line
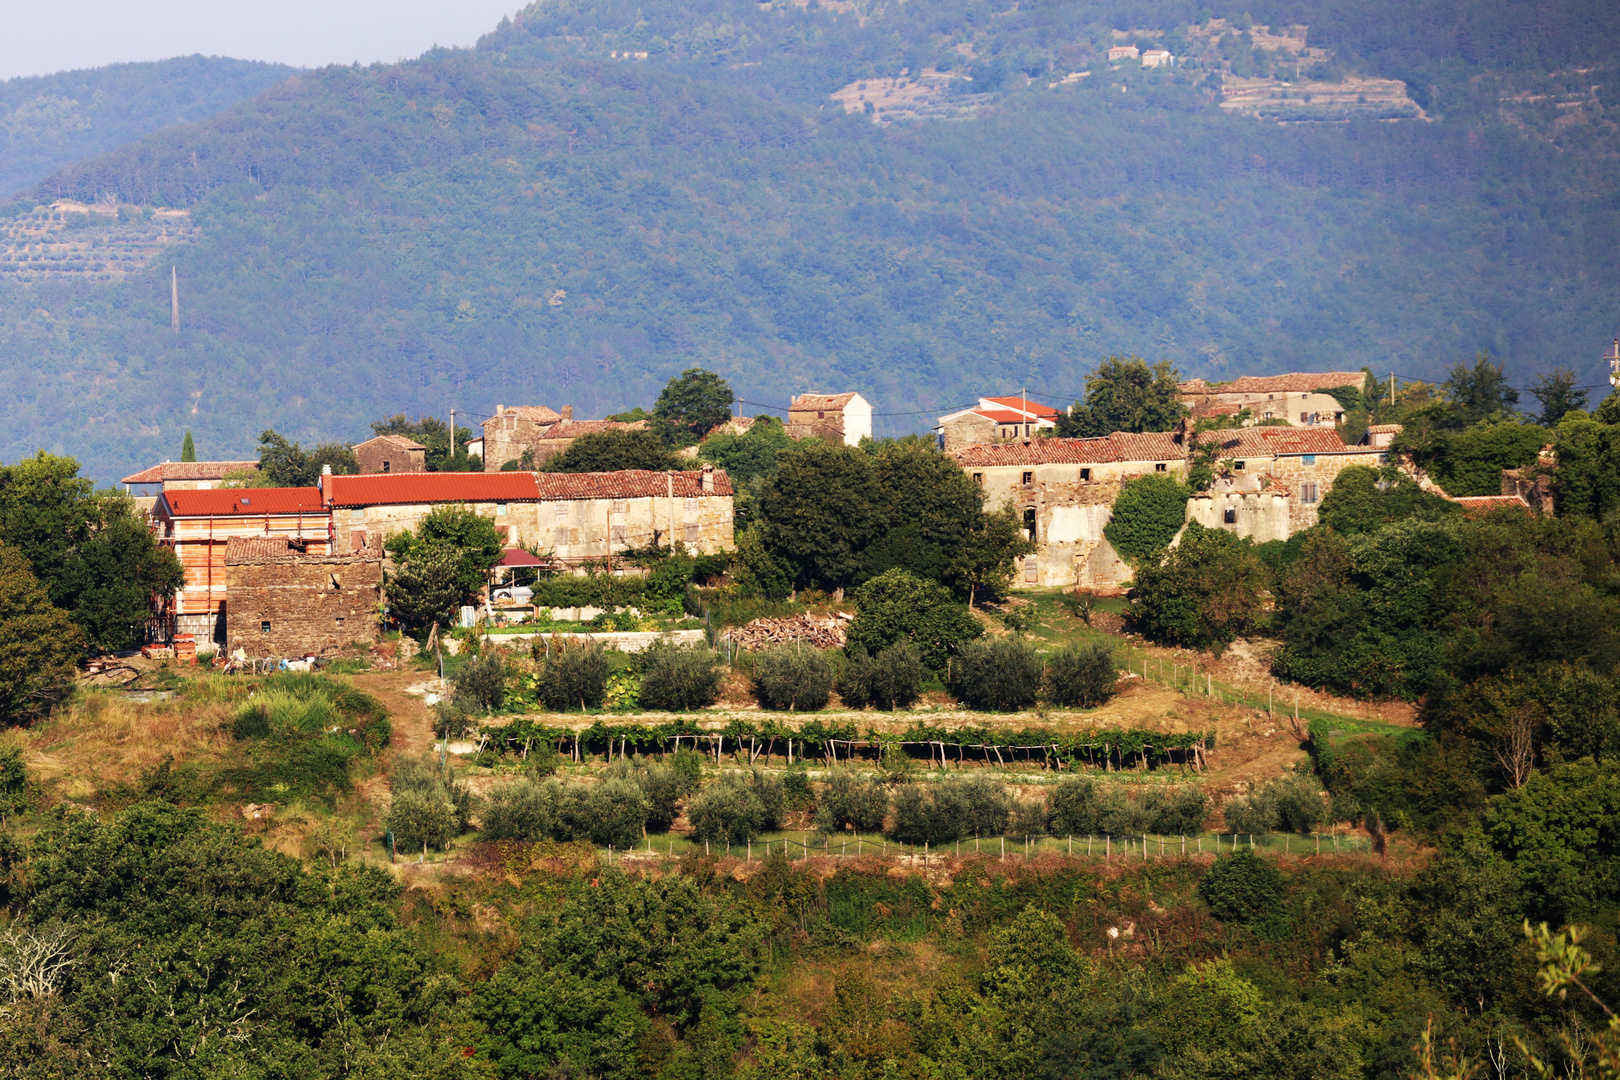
344,669,443,759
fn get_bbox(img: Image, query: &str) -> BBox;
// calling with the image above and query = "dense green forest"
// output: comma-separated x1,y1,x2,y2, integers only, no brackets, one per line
0,0,1617,482
0,56,296,198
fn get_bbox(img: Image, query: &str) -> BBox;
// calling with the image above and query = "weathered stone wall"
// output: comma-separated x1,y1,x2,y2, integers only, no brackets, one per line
225,557,383,658
941,413,995,452
1265,449,1384,531
971,459,1187,589
1187,490,1292,542
353,441,425,475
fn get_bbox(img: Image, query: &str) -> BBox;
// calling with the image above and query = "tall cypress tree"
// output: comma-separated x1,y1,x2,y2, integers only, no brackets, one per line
180,431,196,462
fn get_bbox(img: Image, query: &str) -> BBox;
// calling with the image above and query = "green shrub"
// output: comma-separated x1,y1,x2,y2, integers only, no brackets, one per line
889,776,1010,844
392,755,474,833
687,771,782,845
1197,849,1285,923
432,698,477,741
480,777,648,848
453,651,506,711
636,641,726,711
814,771,889,834
1222,772,1325,833
1044,642,1117,708
782,768,814,811
1048,778,1208,835
387,790,457,856
603,756,685,832
587,779,652,849
751,644,836,710
838,642,926,710
1008,796,1049,838
669,747,706,792
481,778,561,841
845,569,983,670
1104,474,1193,560
538,641,609,711
948,637,1042,711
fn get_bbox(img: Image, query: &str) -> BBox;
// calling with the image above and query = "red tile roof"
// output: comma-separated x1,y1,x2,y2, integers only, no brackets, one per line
1185,372,1367,396
974,409,1048,424
483,406,563,428
224,535,382,563
324,472,542,507
1197,427,1360,457
1366,424,1404,434
498,547,548,567
951,432,1184,467
122,461,258,484
537,420,647,440
791,392,861,411
982,396,1060,417
533,469,735,499
160,488,326,517
355,434,426,451
1452,494,1532,517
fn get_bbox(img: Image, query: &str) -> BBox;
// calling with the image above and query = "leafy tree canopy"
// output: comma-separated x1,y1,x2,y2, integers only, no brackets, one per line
256,429,358,487
0,544,83,724
697,416,797,484
1104,474,1192,560
540,429,685,473
1529,367,1590,426
1444,352,1520,424
1128,522,1267,652
653,368,734,446
1316,465,1458,536
370,414,477,471
180,431,195,462
1056,357,1188,438
845,568,982,670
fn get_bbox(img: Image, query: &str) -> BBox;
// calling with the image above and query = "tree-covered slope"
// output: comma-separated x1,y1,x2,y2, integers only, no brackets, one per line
2,0,1617,483
0,55,297,198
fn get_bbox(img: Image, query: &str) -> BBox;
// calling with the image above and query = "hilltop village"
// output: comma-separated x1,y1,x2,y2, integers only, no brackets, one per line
122,366,1532,660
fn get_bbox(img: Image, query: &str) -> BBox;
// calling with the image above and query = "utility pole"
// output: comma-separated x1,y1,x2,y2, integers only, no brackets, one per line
449,408,456,466
171,267,179,332
1389,371,1395,406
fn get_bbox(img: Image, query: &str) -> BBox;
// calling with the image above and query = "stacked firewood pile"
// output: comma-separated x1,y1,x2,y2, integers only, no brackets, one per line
724,611,852,651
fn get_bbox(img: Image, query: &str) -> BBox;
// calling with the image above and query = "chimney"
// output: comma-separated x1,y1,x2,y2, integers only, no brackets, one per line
320,463,332,504
496,404,505,417
701,463,715,493
561,405,574,421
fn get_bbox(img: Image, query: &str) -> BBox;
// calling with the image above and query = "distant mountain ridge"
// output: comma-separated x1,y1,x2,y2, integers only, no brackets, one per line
0,56,297,198
0,0,1616,483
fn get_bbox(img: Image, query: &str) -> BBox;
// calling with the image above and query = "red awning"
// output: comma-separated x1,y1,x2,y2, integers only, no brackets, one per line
497,547,547,567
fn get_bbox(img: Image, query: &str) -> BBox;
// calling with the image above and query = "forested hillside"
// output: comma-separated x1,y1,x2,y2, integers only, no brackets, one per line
2,0,1618,481
0,56,296,198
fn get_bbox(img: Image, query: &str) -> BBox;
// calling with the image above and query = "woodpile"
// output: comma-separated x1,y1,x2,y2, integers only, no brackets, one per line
724,611,852,651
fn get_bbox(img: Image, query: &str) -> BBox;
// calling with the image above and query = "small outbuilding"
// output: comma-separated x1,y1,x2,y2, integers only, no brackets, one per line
224,535,384,658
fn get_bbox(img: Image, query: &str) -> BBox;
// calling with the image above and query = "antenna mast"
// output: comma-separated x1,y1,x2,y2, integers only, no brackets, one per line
170,267,180,332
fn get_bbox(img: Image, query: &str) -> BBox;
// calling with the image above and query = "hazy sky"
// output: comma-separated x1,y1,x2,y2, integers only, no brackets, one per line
0,0,526,80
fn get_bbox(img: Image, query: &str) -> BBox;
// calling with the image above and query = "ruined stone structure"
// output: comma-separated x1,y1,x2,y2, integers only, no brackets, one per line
528,419,648,464
480,405,564,470
1190,427,1385,532
1180,371,1366,428
352,434,427,474
952,433,1187,590
787,393,872,446
224,536,383,658
121,460,259,493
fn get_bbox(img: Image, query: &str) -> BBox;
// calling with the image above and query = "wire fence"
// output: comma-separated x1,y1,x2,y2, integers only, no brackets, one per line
595,830,1375,865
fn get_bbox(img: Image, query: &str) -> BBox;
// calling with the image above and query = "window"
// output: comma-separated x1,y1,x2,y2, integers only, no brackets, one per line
496,502,508,517
353,507,366,522
1155,462,1167,472
1022,471,1033,486
1300,412,1310,424
553,527,569,545
260,621,271,634
972,472,984,485
1080,468,1091,481
611,499,627,513
1234,461,1246,471
1023,507,1037,542
1223,508,1237,524
556,504,569,520
1301,482,1320,504
1301,455,1316,465
818,410,825,419
335,615,346,627
381,460,391,472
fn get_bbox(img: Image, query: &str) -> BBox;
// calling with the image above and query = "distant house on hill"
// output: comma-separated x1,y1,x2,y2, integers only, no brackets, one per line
951,432,1187,590
122,460,259,493
1179,371,1367,427
1186,426,1383,537
479,404,647,469
150,486,330,643
1108,44,1141,61
936,395,1061,450
787,393,872,446
1140,49,1173,68
352,434,427,474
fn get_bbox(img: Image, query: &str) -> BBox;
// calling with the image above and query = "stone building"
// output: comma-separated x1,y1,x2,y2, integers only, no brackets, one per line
936,395,1061,451
122,460,259,493
787,393,872,446
1180,371,1366,427
321,467,735,569
224,536,384,658
528,419,648,465
480,405,564,470
352,434,427,474
150,487,331,642
1187,427,1384,533
951,433,1186,590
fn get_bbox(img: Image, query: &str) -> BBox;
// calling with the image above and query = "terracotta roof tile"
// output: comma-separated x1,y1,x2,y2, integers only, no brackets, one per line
483,406,562,428
533,469,734,499
981,395,1060,417
951,432,1184,467
1452,494,1532,517
122,461,258,484
537,420,647,439
160,488,326,517
1366,424,1404,434
355,434,426,451
224,535,382,564
791,392,860,411
325,473,541,506
1189,372,1367,395
1197,427,1358,457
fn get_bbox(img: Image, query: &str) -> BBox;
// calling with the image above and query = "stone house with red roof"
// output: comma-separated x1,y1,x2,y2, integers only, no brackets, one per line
936,395,1062,451
1185,427,1385,536
321,467,734,569
352,434,427,475
479,405,649,470
1179,371,1366,428
122,460,259,492
150,487,331,642
951,432,1187,589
